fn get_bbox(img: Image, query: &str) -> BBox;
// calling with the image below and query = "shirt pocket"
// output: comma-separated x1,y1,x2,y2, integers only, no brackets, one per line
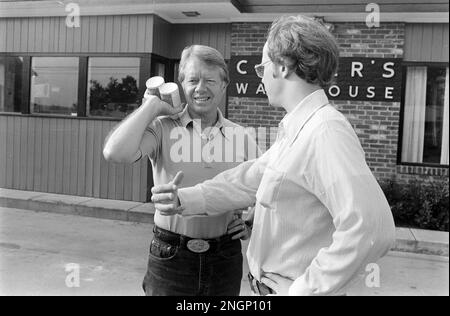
255,166,285,210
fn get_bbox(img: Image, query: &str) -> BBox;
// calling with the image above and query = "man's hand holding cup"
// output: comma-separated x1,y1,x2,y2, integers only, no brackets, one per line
142,76,184,117
142,95,184,117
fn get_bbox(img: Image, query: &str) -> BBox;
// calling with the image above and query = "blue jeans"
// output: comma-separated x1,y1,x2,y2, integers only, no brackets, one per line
142,226,243,296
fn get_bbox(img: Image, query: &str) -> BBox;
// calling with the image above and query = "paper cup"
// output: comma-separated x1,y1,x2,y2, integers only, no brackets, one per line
145,76,165,98
159,82,181,107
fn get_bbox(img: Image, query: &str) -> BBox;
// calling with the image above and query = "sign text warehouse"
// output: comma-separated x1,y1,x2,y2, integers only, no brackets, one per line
229,56,402,102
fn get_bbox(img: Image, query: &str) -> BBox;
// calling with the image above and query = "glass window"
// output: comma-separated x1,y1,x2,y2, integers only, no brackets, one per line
152,62,165,77
87,57,140,118
30,57,79,116
401,66,449,165
0,56,23,113
423,67,447,163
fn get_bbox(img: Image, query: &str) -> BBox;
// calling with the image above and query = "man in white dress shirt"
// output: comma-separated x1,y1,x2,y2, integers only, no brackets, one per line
151,15,396,296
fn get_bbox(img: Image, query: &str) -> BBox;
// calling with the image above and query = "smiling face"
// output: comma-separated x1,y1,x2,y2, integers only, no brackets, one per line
181,57,227,118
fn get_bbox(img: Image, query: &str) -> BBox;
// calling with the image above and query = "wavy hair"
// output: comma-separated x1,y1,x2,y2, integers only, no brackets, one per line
266,15,339,88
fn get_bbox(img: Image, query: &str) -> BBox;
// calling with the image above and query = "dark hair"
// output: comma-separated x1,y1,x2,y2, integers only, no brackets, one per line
266,15,339,88
178,45,229,84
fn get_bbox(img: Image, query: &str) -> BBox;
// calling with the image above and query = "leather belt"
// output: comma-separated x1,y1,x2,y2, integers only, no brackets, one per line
152,226,232,254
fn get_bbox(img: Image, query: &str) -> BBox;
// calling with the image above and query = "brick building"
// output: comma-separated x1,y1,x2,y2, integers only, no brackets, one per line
228,21,448,184
0,0,448,202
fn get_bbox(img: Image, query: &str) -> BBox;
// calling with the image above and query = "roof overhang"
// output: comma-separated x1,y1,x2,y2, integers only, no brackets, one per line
0,0,448,23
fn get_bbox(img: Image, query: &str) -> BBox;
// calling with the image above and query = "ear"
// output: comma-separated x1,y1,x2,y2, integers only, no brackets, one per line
280,65,290,79
271,63,281,79
272,63,289,79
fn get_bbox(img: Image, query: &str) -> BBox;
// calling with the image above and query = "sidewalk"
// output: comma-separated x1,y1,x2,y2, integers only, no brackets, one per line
1,188,448,257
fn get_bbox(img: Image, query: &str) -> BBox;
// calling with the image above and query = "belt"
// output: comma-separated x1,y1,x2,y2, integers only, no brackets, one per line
248,272,275,296
152,226,233,254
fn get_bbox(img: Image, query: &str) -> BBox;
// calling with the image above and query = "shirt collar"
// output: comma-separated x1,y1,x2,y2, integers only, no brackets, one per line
279,89,329,143
214,109,226,138
178,105,193,128
178,106,226,136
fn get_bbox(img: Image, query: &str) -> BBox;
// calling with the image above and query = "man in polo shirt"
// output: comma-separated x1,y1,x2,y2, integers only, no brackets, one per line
103,45,259,296
151,16,396,296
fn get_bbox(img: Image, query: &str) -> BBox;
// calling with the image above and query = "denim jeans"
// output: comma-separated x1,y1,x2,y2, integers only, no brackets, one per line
142,229,243,296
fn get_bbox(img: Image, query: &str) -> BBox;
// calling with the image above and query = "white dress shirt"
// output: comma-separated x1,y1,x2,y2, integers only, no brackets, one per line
178,89,396,295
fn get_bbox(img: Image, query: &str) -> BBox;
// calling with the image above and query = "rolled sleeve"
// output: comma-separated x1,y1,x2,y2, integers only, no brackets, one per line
178,186,206,216
140,118,163,161
178,147,273,217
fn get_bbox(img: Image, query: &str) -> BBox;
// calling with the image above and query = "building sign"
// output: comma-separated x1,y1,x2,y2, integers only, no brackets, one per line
229,56,402,102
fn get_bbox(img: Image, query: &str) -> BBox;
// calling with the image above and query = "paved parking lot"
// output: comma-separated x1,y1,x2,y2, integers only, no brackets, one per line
0,207,448,296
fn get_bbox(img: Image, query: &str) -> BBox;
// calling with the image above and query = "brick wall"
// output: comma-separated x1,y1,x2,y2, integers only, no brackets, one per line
335,23,405,181
229,22,285,153
228,21,448,184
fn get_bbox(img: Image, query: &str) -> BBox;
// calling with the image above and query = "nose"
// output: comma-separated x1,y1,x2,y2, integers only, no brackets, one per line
194,79,207,93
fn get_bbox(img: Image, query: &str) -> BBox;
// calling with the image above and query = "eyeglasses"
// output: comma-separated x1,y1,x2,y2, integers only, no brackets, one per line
254,60,272,79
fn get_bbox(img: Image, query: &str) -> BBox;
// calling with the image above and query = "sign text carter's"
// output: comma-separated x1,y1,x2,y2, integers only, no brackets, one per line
229,56,402,102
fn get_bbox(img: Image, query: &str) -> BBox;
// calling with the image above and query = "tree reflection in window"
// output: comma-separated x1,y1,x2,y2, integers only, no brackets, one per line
87,57,140,118
89,75,139,117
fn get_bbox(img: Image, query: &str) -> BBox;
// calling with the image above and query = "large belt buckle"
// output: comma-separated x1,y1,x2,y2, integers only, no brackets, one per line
187,239,210,253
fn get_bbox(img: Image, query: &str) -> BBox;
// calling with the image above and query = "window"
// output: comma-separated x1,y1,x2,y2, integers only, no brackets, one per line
0,56,23,113
87,57,140,118
0,55,150,118
401,66,449,165
30,57,79,116
152,62,165,77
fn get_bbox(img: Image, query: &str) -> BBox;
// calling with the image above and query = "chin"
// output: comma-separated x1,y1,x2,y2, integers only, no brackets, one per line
192,103,211,111
190,103,215,116
267,98,281,108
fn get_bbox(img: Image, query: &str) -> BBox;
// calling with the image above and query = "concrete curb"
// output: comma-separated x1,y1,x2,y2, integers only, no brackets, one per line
0,189,155,224
394,227,449,257
0,189,448,257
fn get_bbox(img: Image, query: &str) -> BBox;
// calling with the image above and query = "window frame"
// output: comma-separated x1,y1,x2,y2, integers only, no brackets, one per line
29,55,81,117
0,52,153,121
85,56,146,119
397,61,450,168
0,54,29,115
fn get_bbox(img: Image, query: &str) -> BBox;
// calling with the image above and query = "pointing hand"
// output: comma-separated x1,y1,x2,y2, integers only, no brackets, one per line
151,171,185,216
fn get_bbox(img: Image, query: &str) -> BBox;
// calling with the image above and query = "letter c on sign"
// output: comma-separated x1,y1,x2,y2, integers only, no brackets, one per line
237,60,248,75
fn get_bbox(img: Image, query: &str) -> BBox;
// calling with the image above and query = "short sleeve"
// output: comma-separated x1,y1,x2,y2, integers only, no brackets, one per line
139,118,163,161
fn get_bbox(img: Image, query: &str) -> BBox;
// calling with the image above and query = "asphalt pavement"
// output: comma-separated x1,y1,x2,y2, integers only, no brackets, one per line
0,207,448,296
1,188,448,257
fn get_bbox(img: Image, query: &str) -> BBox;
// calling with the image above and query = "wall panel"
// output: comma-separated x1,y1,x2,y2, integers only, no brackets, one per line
0,116,147,201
